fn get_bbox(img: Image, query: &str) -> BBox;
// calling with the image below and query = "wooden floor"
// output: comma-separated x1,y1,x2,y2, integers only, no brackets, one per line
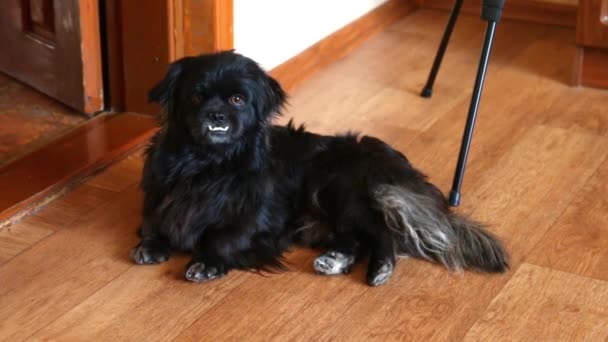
0,73,87,167
0,113,158,228
1,10,607,341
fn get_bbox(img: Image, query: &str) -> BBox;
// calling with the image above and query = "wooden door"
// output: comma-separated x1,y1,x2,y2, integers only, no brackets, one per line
0,0,103,115
573,0,608,89
577,0,608,48
114,0,234,114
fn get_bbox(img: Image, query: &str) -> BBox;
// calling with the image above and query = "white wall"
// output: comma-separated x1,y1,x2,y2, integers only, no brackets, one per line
234,0,388,71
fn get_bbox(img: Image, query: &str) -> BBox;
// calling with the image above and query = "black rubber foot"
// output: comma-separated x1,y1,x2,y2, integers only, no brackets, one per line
449,190,461,207
420,87,433,98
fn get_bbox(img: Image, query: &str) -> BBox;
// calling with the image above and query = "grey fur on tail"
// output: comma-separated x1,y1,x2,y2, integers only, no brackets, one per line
372,184,509,273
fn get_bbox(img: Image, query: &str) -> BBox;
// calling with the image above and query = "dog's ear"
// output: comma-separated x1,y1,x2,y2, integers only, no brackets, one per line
148,59,188,111
260,74,287,118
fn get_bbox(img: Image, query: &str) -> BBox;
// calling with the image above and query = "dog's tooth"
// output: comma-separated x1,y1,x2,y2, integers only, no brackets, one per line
208,125,229,132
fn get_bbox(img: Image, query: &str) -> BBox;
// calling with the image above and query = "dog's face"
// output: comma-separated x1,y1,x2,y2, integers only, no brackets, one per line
149,51,286,145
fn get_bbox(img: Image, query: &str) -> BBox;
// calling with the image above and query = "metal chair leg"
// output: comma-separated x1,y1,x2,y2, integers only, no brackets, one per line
448,0,505,207
420,0,463,98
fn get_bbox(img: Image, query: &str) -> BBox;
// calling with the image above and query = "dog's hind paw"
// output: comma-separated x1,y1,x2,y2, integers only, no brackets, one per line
314,251,355,275
367,260,394,286
185,262,226,282
130,242,170,265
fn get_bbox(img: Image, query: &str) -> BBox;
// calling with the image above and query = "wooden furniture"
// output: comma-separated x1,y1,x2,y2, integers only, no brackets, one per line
573,0,608,88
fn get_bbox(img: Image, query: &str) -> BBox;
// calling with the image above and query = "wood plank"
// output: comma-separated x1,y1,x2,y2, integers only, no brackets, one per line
576,0,608,48
30,183,117,228
0,113,158,229
332,11,487,90
0,155,147,264
421,0,577,27
270,0,418,92
180,0,234,56
0,219,53,264
119,0,173,114
0,181,120,265
465,264,608,341
327,12,483,131
464,125,607,262
276,68,423,148
573,47,608,89
538,0,577,5
397,18,573,189
31,255,248,341
0,185,142,342
390,22,573,192
86,152,145,193
277,12,486,136
175,251,513,341
277,71,388,134
527,159,608,281
318,13,553,137
538,86,608,135
174,249,364,341
101,0,126,111
274,10,550,136
77,0,104,113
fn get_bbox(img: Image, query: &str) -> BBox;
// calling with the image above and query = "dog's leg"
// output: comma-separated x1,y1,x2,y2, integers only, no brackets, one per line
130,226,171,265
185,258,228,283
314,234,361,275
367,230,396,286
185,241,230,283
185,230,287,282
185,227,271,282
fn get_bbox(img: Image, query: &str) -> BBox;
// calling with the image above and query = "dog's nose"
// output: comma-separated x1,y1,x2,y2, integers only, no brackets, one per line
210,112,226,122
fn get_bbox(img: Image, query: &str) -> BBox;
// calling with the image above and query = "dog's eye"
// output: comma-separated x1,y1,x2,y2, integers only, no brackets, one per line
228,94,245,106
192,95,204,104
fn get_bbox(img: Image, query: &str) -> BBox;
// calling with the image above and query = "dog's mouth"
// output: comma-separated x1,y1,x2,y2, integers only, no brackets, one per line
204,123,233,144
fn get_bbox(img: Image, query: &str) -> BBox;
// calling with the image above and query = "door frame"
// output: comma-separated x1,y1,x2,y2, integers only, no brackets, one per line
103,0,234,114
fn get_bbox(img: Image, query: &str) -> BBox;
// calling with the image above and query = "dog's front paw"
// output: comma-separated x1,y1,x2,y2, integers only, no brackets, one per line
314,251,355,275
185,262,226,282
130,242,170,265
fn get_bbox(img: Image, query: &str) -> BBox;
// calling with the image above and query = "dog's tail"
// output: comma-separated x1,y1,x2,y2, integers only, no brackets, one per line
372,184,509,273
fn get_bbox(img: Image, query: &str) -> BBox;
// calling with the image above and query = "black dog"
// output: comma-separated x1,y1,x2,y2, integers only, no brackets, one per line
131,51,508,286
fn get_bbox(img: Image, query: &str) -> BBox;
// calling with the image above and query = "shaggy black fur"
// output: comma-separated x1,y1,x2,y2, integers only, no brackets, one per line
131,51,509,285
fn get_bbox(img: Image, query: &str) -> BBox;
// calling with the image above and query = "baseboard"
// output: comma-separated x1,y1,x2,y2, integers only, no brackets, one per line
270,0,418,91
573,47,608,89
419,0,577,27
0,113,158,229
